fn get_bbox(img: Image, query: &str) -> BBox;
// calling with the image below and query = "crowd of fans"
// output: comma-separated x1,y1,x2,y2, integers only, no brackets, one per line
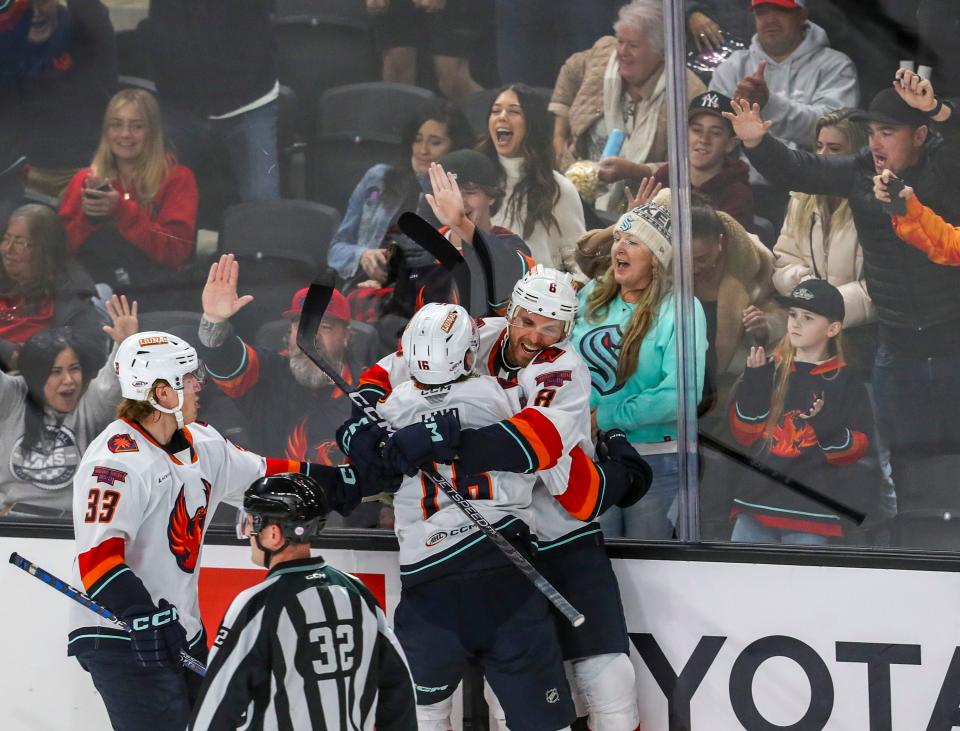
1,0,959,549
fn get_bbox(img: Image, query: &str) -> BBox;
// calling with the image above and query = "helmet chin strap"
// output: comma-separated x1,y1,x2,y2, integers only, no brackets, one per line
149,388,186,429
254,529,289,569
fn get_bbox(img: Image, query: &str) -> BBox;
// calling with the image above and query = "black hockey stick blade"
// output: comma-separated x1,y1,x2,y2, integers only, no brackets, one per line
698,432,867,525
397,211,471,311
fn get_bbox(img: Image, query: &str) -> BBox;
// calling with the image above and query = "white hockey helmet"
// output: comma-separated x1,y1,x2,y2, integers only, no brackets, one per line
508,264,578,338
401,303,479,386
115,331,204,427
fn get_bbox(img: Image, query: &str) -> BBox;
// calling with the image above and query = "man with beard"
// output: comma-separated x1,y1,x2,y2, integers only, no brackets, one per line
195,255,377,525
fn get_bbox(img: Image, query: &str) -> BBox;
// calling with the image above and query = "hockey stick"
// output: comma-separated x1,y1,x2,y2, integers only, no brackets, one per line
399,213,867,525
398,212,472,313
8,552,207,677
297,281,585,627
698,433,867,524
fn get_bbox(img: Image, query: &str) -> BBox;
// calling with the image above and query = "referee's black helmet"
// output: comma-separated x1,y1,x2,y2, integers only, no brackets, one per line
243,472,330,542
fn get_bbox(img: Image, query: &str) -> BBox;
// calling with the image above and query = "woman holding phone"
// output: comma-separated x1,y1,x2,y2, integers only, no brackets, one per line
59,89,198,310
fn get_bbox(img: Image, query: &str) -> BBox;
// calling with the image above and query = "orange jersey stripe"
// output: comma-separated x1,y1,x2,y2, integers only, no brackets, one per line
359,363,393,399
554,446,602,521
213,343,261,398
728,402,766,446
823,430,869,467
506,408,564,470
78,537,125,591
266,458,300,476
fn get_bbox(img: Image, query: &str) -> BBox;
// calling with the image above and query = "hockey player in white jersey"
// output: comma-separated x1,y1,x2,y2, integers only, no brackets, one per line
351,266,650,731
69,330,386,731
189,472,417,731
361,301,577,731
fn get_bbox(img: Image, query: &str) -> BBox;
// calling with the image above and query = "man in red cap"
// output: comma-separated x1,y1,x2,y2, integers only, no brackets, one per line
194,254,382,524
709,0,858,197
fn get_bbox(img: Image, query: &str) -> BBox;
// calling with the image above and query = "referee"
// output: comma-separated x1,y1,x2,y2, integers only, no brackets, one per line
189,473,417,730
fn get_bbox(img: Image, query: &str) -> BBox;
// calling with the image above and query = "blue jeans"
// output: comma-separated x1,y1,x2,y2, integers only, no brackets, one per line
599,452,679,540
76,650,205,731
495,0,616,87
730,513,829,546
162,99,280,202
872,343,960,459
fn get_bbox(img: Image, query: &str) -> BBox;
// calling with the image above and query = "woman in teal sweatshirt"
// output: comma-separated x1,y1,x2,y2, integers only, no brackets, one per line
572,197,707,539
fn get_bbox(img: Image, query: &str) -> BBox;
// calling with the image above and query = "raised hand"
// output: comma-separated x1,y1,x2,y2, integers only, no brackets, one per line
746,345,767,369
624,176,663,209
893,68,936,113
873,168,914,204
796,393,825,420
734,61,769,108
688,10,723,52
425,162,467,230
722,98,773,148
742,305,770,344
202,253,254,324
102,294,139,344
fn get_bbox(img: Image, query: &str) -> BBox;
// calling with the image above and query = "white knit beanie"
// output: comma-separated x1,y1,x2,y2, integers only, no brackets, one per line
614,188,673,269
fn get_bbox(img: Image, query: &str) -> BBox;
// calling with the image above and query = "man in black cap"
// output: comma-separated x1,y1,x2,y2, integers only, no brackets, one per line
725,67,960,488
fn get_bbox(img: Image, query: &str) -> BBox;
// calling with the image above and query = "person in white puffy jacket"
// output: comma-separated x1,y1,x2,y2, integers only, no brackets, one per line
772,108,876,373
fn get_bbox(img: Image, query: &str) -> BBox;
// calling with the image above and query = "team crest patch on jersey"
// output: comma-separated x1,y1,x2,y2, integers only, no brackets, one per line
167,478,212,573
532,346,564,365
107,434,139,453
92,466,127,486
138,335,169,347
535,370,572,388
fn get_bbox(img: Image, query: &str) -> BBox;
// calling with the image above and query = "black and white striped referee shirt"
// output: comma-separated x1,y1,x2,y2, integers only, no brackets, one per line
189,557,416,731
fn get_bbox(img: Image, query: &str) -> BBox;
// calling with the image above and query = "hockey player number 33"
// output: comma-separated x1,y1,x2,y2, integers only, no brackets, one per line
83,488,121,523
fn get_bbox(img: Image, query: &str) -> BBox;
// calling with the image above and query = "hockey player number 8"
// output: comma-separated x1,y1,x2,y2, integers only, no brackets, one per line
308,623,355,677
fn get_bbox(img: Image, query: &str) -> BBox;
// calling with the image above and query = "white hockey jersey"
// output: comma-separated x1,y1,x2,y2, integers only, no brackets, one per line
68,419,267,654
360,318,601,547
378,375,538,584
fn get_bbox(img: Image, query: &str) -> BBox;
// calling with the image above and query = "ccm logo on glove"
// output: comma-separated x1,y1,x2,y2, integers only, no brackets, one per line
131,605,179,631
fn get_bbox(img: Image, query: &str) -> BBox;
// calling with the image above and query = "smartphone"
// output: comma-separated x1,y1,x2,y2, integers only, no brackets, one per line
881,176,907,216
84,181,112,196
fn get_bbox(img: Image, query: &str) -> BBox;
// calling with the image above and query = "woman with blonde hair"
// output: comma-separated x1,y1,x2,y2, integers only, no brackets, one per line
571,194,707,539
772,108,875,373
59,88,198,310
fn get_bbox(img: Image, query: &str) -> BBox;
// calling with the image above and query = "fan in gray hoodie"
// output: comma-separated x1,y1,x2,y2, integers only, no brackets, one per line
709,0,859,179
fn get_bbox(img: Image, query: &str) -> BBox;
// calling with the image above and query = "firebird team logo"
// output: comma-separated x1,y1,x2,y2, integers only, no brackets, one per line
167,478,212,573
107,434,139,453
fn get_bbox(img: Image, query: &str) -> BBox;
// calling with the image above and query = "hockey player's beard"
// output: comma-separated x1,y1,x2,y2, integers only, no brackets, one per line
289,351,337,390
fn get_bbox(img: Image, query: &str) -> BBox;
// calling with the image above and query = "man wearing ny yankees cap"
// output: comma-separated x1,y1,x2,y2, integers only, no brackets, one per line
653,91,754,230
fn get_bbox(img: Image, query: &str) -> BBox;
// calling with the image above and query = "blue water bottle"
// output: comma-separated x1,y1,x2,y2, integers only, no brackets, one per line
602,128,626,158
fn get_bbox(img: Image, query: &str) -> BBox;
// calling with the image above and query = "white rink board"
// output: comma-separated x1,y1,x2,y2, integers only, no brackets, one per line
3,535,960,730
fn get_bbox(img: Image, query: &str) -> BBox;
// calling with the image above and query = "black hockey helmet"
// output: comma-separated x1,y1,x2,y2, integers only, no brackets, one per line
242,472,330,542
